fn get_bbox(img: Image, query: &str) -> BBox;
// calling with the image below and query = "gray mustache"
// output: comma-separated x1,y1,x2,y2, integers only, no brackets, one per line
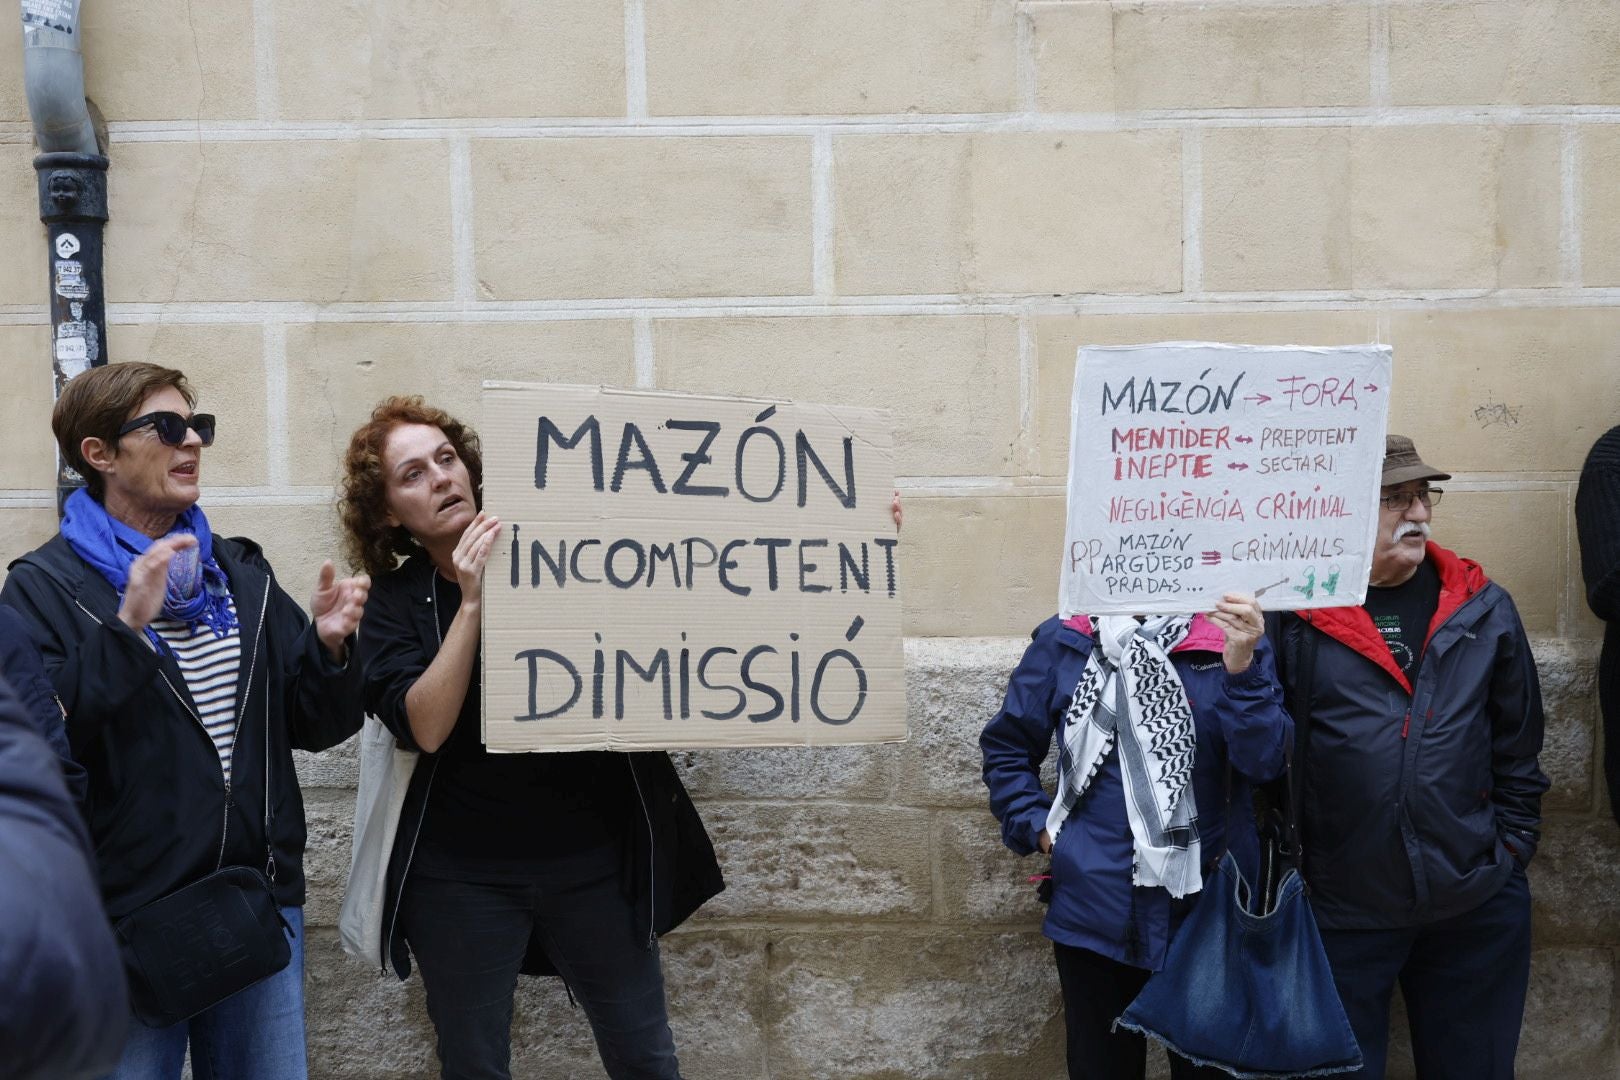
1393,522,1431,542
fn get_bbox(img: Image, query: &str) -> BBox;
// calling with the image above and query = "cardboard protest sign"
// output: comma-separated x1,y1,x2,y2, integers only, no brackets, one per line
1061,343,1394,616
481,382,906,752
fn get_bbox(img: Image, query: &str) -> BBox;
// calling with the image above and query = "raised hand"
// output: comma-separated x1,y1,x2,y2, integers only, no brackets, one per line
891,490,903,533
311,560,371,662
117,535,198,632
452,512,502,605
1208,591,1264,675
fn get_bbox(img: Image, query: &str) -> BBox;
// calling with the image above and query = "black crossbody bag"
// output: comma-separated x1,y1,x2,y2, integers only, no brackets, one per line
113,664,292,1028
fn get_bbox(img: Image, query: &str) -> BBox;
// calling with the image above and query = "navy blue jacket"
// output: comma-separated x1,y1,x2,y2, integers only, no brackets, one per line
981,615,1292,970
1273,544,1548,930
0,675,127,1080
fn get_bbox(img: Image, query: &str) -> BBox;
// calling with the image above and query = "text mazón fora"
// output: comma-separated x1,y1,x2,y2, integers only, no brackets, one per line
1099,370,1367,416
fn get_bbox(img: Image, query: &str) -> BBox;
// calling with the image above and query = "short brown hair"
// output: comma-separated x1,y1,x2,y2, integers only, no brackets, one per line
338,396,483,578
52,362,196,499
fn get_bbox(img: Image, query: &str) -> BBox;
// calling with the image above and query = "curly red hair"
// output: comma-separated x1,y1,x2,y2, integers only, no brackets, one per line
338,397,483,577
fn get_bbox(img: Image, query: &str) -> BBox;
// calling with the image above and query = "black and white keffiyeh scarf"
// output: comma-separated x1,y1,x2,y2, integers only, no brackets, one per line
1046,615,1202,898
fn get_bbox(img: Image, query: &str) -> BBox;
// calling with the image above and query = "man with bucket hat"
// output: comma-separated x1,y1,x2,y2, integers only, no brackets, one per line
1267,435,1548,1079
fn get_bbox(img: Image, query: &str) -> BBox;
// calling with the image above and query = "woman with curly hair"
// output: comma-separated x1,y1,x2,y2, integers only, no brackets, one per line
338,396,722,1080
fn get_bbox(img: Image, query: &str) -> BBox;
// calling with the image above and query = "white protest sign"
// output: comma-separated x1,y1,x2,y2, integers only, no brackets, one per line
481,382,906,752
1061,343,1393,616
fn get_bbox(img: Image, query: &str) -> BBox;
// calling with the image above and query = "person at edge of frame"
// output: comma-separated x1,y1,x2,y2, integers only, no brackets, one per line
337,392,903,1080
0,667,128,1080
0,361,371,1079
1268,434,1548,1080
1576,421,1620,827
981,570,1293,1079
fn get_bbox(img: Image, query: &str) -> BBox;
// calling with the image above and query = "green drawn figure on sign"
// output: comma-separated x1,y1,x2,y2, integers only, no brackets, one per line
1321,565,1342,596
1293,567,1317,601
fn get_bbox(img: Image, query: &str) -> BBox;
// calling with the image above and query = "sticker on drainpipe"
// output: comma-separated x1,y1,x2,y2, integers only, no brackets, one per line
55,320,96,372
55,233,80,259
22,1,75,26
54,260,89,299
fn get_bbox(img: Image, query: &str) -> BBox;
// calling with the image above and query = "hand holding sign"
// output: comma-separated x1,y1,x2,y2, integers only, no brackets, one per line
1207,592,1264,674
453,512,502,608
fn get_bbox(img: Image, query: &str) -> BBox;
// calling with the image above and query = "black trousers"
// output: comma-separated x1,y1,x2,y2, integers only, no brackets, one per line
1053,943,1229,1080
399,861,681,1080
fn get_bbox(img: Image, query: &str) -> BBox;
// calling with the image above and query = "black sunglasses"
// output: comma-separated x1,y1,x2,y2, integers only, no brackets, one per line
117,411,217,447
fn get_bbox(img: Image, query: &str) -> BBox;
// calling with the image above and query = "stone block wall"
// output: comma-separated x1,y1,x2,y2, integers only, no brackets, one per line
2,1,1617,1075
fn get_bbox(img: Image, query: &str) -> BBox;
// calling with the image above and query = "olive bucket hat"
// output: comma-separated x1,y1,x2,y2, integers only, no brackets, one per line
1383,434,1452,486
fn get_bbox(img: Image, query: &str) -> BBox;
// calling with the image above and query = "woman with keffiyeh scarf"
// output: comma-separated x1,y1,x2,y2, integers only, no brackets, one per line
981,593,1292,1079
1,362,371,1080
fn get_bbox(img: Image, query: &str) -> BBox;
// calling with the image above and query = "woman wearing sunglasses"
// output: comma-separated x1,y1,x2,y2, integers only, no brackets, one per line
0,362,371,1079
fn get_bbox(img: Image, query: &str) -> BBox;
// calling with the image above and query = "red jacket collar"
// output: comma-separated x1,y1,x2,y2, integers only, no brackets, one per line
1298,542,1489,694
1062,612,1225,654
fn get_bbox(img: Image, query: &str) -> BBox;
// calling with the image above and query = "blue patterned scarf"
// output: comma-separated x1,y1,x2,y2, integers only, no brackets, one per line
59,487,237,653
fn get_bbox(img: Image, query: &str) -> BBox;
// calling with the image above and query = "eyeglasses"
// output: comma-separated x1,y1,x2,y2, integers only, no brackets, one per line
1379,487,1442,511
116,411,216,447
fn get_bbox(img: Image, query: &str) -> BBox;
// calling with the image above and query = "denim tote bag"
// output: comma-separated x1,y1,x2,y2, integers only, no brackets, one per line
1115,851,1361,1078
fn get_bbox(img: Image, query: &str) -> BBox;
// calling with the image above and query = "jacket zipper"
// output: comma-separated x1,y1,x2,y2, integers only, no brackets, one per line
383,567,443,975
74,579,268,871
627,755,657,948
237,580,270,874
1400,596,1483,742
385,756,440,976
1395,598,1486,822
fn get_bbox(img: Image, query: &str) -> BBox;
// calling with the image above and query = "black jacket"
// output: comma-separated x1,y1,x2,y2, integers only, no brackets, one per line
0,674,127,1080
1271,543,1548,930
1576,423,1620,827
361,553,724,980
1,533,364,919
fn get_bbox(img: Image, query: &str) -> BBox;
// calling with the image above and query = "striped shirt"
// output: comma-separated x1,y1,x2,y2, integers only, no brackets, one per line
151,599,243,784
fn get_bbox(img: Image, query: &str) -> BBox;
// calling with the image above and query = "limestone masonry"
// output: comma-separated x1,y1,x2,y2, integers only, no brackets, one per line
2,2,1617,1075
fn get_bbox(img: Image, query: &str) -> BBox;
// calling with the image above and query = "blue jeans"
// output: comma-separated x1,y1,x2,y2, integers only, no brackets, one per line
400,864,680,1080
102,906,307,1080
1318,867,1533,1080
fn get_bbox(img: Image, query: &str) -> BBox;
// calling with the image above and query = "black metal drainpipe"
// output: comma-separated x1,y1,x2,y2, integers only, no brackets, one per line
36,152,110,511
22,0,107,512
